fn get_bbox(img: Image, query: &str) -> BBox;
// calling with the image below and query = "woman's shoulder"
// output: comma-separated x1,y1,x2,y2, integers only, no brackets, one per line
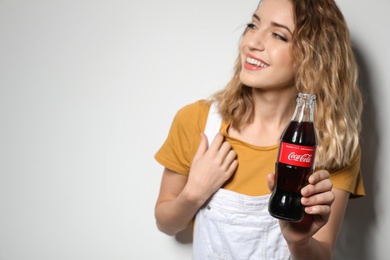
174,99,211,132
174,99,212,125
177,99,211,115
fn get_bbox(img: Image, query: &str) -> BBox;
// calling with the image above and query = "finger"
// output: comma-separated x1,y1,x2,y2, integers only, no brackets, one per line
194,133,209,160
301,190,335,207
226,159,239,176
301,179,333,197
222,149,237,170
218,140,233,159
304,204,332,218
308,170,330,185
208,132,224,152
219,151,238,182
267,173,275,191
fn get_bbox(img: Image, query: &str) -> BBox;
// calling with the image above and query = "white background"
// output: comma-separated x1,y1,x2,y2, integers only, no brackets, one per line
0,0,388,259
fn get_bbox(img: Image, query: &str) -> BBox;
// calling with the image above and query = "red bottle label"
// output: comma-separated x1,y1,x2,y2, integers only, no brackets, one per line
278,142,316,168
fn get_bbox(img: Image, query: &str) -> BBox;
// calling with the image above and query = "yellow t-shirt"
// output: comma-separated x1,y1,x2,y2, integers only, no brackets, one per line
155,100,365,197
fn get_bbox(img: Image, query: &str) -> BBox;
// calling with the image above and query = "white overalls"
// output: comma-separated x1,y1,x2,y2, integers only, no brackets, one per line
192,102,291,260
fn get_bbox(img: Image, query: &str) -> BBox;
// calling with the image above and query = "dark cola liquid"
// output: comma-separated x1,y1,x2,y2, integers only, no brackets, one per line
268,121,317,222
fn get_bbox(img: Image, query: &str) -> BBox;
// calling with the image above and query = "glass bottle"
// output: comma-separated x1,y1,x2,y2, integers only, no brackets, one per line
268,93,318,222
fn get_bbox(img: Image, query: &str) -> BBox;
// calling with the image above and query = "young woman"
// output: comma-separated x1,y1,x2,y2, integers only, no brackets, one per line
154,0,365,259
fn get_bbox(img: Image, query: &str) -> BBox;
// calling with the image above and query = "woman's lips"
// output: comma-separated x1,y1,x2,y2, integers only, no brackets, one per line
244,54,269,70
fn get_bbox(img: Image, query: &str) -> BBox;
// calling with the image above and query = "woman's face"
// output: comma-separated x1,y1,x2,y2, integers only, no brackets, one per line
239,0,296,90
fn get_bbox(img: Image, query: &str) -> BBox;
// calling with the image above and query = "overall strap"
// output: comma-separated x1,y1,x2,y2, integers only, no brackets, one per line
204,101,222,147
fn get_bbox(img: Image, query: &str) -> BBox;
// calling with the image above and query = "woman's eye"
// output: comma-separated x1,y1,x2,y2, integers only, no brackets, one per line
272,32,288,42
246,23,257,29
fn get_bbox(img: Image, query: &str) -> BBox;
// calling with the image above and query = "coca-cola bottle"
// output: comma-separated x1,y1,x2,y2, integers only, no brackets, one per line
268,93,317,222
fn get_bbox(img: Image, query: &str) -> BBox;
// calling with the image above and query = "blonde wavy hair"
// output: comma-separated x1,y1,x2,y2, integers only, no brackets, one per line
212,0,363,171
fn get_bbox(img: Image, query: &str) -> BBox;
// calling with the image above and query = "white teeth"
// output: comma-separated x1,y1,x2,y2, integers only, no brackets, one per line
246,57,268,68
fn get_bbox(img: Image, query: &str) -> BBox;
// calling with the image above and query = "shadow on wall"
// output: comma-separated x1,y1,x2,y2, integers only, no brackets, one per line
334,43,378,260
173,43,379,259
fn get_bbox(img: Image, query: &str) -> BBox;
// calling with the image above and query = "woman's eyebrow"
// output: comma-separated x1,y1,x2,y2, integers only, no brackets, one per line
271,21,293,35
252,13,292,35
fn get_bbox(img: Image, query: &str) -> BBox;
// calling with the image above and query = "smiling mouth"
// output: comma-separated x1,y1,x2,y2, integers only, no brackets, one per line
246,56,269,68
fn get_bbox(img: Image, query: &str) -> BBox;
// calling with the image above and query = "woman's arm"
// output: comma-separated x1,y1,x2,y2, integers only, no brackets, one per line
268,170,349,259
154,168,201,236
155,133,238,236
287,188,349,260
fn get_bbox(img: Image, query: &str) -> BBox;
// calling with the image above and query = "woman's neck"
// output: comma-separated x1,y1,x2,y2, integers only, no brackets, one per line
228,88,297,146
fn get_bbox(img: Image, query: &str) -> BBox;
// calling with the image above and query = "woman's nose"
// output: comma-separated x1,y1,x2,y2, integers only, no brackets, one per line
247,30,265,51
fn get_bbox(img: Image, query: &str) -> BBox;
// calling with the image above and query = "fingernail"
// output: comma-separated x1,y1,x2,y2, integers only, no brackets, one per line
302,198,310,204
305,207,314,213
